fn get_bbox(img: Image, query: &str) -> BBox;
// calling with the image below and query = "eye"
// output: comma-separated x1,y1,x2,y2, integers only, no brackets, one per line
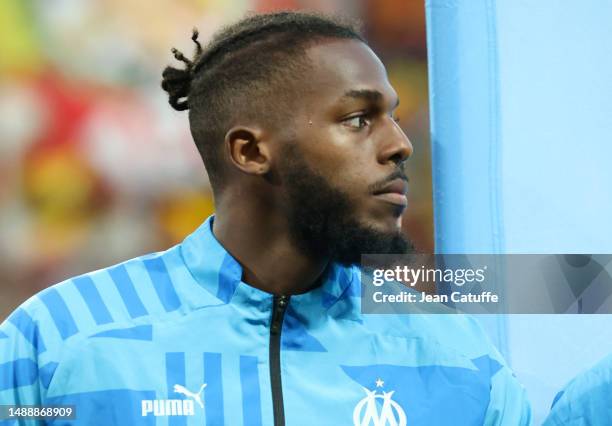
344,115,371,130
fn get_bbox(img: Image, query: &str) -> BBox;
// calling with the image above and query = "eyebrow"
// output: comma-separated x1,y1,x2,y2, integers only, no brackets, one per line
340,89,400,109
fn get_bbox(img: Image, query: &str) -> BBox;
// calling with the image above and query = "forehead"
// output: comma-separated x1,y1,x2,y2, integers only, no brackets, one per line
302,39,396,106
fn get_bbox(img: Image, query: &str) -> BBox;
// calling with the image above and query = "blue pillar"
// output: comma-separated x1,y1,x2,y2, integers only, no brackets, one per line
425,0,612,422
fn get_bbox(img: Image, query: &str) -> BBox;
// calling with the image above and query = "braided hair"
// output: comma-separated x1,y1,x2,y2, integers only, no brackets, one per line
161,11,364,191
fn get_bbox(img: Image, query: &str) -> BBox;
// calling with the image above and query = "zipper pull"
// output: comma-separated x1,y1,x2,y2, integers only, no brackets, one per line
271,295,289,335
278,295,288,309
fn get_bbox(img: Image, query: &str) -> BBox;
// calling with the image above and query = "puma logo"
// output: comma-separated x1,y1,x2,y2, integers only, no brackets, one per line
174,384,207,408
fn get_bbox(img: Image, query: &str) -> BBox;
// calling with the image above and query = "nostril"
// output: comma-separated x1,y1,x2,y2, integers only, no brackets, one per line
390,144,412,165
389,152,405,165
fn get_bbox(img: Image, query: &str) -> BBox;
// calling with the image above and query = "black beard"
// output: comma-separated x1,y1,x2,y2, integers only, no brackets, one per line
278,145,412,266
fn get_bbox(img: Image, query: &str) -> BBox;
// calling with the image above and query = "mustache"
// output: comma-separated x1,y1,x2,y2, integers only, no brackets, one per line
369,167,409,194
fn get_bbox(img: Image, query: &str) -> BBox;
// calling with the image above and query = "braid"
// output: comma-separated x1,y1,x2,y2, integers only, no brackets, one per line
160,28,202,111
192,16,323,74
191,28,203,55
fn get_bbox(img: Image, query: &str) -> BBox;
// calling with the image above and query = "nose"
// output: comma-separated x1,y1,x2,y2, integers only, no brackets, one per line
377,117,413,166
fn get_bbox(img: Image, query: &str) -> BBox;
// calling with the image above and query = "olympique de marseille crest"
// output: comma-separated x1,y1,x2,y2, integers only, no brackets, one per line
352,379,407,426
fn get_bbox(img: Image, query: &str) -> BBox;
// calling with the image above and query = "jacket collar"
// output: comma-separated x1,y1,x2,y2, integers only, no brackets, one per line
179,215,360,310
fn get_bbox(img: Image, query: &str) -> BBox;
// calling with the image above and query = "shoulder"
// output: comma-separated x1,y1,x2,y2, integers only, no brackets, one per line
356,266,500,361
363,310,501,362
0,245,202,396
545,354,612,425
5,246,183,336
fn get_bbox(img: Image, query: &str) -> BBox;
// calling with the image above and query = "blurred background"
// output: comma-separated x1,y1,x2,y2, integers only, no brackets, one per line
0,0,433,320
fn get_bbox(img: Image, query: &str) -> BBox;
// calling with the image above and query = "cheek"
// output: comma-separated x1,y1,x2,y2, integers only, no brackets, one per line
299,134,372,187
318,160,371,201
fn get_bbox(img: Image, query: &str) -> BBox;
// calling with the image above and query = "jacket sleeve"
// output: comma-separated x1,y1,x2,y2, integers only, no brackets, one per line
0,294,64,426
484,363,533,425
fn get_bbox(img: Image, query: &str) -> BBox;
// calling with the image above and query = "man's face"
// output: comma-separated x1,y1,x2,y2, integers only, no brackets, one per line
276,39,414,265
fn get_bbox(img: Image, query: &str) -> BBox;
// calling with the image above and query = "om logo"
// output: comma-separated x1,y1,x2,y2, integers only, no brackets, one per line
353,380,407,426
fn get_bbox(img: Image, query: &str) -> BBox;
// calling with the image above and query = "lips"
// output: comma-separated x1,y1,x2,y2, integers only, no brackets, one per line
374,179,408,196
373,179,408,207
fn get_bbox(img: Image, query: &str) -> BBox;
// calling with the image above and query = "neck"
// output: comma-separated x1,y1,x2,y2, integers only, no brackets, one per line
212,199,329,296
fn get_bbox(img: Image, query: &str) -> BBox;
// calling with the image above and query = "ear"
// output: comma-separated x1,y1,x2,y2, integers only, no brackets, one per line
224,126,272,176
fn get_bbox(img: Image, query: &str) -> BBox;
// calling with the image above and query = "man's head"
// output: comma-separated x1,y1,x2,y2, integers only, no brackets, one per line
161,11,414,265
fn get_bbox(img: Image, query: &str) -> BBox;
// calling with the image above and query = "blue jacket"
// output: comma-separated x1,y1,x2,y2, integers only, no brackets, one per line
0,216,531,425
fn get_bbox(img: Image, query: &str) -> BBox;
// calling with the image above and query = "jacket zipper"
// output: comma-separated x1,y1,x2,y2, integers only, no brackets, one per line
270,295,289,426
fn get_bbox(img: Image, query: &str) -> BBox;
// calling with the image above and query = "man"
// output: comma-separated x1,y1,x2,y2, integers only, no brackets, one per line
0,12,531,425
